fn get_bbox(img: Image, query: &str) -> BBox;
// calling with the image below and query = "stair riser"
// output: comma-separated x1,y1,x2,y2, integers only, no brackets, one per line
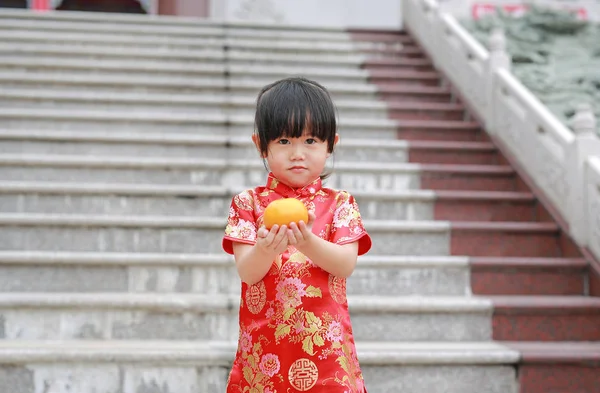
0,83,378,100
0,194,434,221
0,227,449,255
0,264,469,296
398,128,482,141
421,174,517,192
379,92,451,103
435,200,537,222
472,269,585,296
0,168,423,192
371,79,440,87
0,363,519,393
0,51,368,69
452,232,560,257
0,100,389,119
0,141,407,162
0,67,373,86
0,308,490,342
517,364,599,393
389,110,465,121
493,314,600,341
0,38,365,53
0,364,230,393
364,365,517,393
362,63,434,73
0,120,396,137
408,150,499,165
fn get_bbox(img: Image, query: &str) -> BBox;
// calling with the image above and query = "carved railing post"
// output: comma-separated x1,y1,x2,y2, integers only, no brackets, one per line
567,103,600,246
486,28,512,134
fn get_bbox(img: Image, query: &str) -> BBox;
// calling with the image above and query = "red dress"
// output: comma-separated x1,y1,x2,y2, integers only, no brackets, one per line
223,173,372,393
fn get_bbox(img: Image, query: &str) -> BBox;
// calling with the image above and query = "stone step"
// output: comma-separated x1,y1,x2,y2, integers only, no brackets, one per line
0,57,377,86
0,339,519,393
0,155,427,190
0,30,364,53
407,140,499,165
419,164,516,192
505,341,600,393
434,190,538,222
491,296,600,341
0,293,492,342
0,213,450,255
0,182,437,221
0,72,380,99
0,109,398,137
0,10,355,42
0,251,470,296
451,222,561,257
0,131,406,161
363,58,435,73
0,88,390,119
384,101,467,121
0,43,370,68
0,154,515,192
470,257,588,296
0,30,421,60
0,181,541,223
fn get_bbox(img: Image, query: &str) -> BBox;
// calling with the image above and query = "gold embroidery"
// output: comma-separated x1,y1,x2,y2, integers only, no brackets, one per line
288,358,318,391
246,281,267,314
328,274,347,305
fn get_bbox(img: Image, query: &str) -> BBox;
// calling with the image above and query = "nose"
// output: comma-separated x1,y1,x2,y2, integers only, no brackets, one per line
290,143,305,160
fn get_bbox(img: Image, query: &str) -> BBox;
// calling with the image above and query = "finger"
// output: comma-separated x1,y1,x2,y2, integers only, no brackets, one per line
289,222,304,241
264,225,279,245
274,228,290,249
272,225,287,245
257,226,269,238
287,228,297,245
307,212,316,225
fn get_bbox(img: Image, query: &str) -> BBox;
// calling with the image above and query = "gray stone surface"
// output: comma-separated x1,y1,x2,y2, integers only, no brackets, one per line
0,227,225,253
0,367,34,393
348,266,469,296
0,140,231,159
0,194,231,217
0,166,225,185
0,266,128,292
351,312,491,341
367,229,450,256
362,365,518,393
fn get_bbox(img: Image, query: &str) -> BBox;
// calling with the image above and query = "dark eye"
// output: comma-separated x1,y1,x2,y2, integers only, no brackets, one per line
305,138,316,145
278,139,290,145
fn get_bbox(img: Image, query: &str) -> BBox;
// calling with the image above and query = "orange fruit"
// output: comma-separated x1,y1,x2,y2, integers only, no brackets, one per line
263,198,309,229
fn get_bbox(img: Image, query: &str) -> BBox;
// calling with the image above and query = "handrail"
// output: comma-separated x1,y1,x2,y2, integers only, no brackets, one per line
402,0,600,261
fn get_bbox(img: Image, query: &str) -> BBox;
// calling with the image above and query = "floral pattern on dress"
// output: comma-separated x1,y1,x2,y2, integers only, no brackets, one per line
223,173,371,393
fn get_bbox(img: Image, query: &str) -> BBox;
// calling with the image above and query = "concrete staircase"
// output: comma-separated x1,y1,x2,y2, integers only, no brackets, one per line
0,8,596,393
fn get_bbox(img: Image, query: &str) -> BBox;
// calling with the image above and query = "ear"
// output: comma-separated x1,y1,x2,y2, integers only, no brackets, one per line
327,134,340,157
251,134,266,157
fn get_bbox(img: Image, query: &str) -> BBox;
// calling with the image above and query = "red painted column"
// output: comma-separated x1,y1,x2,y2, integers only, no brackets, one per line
31,0,51,11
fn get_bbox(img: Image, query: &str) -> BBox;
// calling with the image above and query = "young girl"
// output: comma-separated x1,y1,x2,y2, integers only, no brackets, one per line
222,77,372,393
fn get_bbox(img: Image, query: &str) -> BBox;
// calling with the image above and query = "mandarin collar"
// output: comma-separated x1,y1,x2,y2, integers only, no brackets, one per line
265,172,322,198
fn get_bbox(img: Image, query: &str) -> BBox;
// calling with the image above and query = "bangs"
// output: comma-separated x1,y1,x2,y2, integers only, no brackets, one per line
254,78,337,152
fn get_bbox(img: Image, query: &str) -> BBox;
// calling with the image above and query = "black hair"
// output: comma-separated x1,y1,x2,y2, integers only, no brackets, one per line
254,77,338,156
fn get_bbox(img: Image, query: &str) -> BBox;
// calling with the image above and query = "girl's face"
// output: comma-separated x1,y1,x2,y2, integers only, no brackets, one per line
253,130,339,189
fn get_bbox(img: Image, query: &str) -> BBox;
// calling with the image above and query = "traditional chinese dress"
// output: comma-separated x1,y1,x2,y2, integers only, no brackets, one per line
222,173,372,393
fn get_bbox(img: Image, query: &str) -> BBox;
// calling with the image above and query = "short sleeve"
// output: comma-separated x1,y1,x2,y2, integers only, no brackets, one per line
329,191,372,256
222,190,258,255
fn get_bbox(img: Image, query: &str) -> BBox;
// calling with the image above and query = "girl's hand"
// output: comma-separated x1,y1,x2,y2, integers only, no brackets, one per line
287,212,316,248
256,224,289,256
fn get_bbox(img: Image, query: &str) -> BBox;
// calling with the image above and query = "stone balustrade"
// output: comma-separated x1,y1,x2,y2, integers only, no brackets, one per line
402,0,600,260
